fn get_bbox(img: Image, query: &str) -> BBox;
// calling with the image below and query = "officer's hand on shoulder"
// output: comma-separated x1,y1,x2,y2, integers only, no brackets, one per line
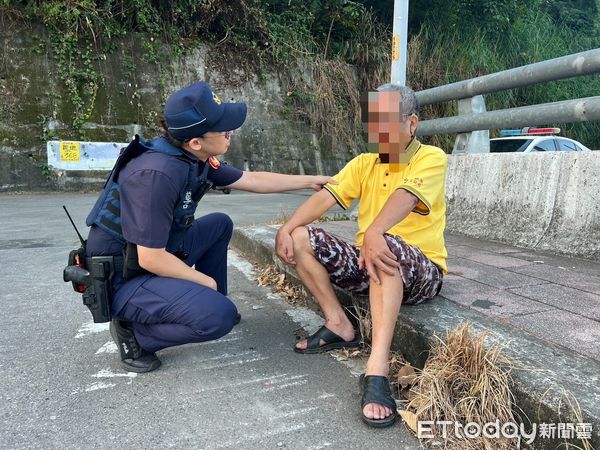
308,176,338,191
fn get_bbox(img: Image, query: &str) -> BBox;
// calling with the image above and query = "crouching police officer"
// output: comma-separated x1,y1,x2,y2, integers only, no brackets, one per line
82,81,335,372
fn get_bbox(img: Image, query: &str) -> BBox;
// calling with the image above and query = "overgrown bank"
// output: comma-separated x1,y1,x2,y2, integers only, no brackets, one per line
0,1,598,189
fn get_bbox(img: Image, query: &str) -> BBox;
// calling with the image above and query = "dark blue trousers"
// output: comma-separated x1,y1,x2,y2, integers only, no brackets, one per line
111,213,238,353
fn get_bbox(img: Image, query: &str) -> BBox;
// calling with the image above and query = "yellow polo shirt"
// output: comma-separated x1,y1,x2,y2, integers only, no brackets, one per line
324,139,448,273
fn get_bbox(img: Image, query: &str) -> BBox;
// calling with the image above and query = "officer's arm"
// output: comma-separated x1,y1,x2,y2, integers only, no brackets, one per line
137,246,218,290
227,171,336,193
275,190,337,266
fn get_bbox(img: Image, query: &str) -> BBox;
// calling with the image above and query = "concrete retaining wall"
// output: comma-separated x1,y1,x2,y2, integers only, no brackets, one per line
446,151,600,261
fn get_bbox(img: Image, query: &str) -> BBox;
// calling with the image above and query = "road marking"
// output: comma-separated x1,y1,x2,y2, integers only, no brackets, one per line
196,373,298,393
75,321,109,338
85,382,116,392
95,341,118,354
188,350,260,363
197,356,270,371
270,406,319,420
262,379,308,392
285,307,323,334
209,423,307,449
306,443,333,449
195,336,241,345
227,250,256,280
92,368,137,378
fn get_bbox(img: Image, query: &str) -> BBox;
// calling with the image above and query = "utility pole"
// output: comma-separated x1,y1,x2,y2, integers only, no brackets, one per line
391,0,409,86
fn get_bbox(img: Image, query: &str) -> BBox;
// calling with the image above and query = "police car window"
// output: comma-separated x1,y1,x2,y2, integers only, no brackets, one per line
557,139,577,152
490,139,532,153
532,139,556,152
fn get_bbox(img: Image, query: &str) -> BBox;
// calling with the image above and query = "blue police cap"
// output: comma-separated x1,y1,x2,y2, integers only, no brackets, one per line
163,81,247,141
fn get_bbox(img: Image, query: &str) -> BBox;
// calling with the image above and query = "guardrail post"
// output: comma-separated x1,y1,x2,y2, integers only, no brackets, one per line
452,95,489,154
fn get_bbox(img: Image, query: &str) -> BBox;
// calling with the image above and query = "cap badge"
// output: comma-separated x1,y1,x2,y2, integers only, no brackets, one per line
212,93,222,105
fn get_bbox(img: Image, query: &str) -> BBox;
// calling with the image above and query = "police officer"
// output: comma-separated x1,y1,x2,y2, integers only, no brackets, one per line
85,81,334,372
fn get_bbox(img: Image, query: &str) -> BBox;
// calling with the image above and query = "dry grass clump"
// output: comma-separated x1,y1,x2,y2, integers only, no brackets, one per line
344,296,372,345
256,265,308,307
267,211,291,225
406,323,518,450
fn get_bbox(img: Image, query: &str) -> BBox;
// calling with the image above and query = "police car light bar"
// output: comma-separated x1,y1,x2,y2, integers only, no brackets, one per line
499,127,561,136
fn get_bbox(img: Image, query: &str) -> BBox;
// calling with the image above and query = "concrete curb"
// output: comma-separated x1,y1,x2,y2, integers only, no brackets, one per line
232,225,600,449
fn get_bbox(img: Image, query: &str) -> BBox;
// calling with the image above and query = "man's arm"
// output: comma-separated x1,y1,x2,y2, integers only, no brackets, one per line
275,189,337,265
360,188,419,284
227,171,335,193
137,246,218,290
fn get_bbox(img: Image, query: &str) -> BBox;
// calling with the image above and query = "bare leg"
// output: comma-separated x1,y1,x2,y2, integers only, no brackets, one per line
363,269,403,420
290,226,355,349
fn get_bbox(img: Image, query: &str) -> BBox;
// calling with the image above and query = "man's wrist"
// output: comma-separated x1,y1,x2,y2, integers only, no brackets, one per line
277,224,295,236
366,225,386,236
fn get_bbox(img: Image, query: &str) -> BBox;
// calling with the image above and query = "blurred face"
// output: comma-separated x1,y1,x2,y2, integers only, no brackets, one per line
361,91,418,171
184,130,233,160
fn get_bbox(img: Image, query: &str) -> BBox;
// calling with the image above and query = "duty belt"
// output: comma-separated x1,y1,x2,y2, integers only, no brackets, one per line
85,255,124,273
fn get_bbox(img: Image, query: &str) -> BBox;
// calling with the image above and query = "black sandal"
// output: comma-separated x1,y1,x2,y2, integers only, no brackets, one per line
359,374,398,428
293,325,360,354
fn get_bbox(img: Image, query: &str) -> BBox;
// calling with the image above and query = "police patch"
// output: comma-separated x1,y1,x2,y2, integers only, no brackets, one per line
208,156,221,169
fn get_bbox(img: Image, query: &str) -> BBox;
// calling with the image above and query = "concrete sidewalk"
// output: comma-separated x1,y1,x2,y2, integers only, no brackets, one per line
232,221,600,449
317,221,600,362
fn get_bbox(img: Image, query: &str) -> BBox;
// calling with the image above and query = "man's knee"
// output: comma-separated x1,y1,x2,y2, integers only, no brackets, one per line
290,226,312,253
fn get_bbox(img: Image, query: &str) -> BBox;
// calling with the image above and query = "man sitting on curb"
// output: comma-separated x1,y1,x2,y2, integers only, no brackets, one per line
274,85,448,428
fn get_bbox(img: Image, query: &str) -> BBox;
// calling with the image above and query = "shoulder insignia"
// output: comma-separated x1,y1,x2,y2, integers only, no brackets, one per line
208,156,221,169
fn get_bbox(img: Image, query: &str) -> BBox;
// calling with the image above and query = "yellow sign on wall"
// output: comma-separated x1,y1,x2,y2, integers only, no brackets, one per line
60,141,80,162
392,34,400,61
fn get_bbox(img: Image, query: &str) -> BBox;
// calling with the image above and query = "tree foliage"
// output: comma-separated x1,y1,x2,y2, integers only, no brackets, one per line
2,0,599,147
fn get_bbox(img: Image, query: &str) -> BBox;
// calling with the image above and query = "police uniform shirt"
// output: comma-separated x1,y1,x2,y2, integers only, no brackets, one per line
86,151,242,256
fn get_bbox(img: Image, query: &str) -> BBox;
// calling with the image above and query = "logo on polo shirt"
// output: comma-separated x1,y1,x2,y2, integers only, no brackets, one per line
213,93,222,105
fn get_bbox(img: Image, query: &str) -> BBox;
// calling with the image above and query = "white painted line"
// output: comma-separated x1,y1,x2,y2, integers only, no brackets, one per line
198,356,270,371
85,382,116,392
75,322,110,338
262,379,308,392
210,423,306,449
189,350,259,363
92,368,137,379
196,374,293,393
270,406,319,420
196,336,241,345
227,249,257,281
285,307,323,334
306,443,333,449
95,341,118,354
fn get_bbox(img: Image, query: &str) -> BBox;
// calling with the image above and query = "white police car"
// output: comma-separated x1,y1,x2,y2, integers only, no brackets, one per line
490,128,592,153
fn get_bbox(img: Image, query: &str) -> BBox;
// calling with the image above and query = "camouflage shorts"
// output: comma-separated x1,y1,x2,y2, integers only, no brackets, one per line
307,226,443,305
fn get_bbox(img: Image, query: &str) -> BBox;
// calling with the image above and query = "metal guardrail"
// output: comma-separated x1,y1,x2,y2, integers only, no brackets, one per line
413,49,600,153
418,96,600,136
416,49,600,106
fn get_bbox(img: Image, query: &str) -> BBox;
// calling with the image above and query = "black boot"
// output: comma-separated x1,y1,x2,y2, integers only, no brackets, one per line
109,320,161,373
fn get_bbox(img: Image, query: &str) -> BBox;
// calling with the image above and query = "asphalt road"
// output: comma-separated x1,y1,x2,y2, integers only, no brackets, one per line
0,190,418,449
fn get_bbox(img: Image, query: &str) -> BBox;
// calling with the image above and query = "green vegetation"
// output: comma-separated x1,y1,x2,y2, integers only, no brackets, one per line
2,0,599,149
405,0,600,148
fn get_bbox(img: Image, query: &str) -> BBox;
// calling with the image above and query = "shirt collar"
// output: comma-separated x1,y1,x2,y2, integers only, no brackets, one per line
377,138,422,165
398,138,422,164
